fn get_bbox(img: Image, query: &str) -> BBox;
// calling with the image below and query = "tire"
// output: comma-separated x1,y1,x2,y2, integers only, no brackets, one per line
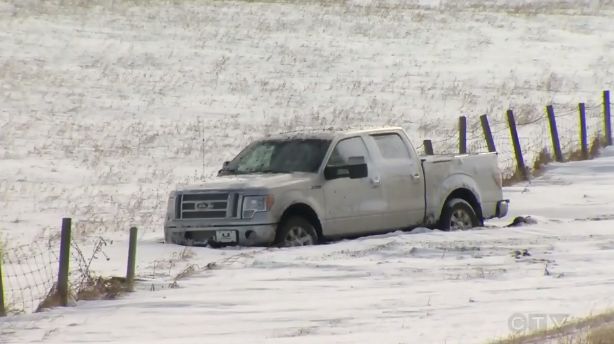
438,198,480,231
275,216,318,247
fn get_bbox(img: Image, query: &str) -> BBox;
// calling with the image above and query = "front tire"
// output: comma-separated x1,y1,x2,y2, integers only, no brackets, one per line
275,216,318,247
439,198,480,231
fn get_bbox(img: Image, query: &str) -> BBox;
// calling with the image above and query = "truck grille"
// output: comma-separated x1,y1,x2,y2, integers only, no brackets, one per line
177,192,236,219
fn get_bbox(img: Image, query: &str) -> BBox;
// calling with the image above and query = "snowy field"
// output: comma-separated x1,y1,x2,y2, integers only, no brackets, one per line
1,0,614,343
1,148,614,343
1,0,614,242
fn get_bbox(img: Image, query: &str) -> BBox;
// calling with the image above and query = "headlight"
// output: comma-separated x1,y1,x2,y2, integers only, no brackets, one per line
242,195,274,219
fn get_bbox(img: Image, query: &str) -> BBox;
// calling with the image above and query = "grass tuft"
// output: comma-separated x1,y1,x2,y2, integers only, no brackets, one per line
75,276,131,300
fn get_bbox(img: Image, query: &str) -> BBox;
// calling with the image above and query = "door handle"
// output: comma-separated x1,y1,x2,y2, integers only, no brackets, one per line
411,173,421,181
370,176,381,187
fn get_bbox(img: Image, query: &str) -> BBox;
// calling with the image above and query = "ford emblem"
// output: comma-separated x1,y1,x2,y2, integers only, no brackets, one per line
196,202,210,209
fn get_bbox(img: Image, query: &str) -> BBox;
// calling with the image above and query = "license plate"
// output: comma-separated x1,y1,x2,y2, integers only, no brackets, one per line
215,230,238,243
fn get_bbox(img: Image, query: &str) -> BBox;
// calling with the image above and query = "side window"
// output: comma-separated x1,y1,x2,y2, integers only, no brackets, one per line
327,137,369,167
372,134,412,161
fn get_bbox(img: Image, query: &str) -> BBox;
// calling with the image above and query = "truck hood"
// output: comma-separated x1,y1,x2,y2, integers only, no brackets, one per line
176,173,315,192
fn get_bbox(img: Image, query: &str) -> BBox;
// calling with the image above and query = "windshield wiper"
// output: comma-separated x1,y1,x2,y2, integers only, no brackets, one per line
258,169,289,174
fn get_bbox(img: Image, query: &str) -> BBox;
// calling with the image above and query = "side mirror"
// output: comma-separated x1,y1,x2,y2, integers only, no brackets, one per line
324,156,368,180
348,163,368,179
223,161,230,168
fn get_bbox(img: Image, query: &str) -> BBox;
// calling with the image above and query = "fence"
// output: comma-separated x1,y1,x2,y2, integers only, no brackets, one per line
419,90,612,183
0,219,139,317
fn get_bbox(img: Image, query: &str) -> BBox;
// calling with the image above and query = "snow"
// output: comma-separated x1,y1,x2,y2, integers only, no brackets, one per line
1,0,614,242
1,0,614,343
1,148,614,343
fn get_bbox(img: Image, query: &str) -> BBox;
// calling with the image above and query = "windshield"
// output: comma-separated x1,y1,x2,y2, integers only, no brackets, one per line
220,139,331,175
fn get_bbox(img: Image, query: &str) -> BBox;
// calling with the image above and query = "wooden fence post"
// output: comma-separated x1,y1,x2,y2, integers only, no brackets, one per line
546,105,564,162
604,90,612,146
507,110,529,180
459,116,467,154
0,248,6,317
480,114,496,152
579,103,588,159
58,218,71,307
126,227,138,292
423,140,434,155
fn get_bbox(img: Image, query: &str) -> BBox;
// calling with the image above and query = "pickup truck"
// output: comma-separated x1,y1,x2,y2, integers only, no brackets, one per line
164,127,509,247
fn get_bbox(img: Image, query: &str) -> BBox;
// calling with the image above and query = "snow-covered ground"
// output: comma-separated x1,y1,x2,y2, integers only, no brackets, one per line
2,148,614,343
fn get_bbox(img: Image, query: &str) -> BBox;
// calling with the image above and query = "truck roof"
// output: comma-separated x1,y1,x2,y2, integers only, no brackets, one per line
265,127,404,141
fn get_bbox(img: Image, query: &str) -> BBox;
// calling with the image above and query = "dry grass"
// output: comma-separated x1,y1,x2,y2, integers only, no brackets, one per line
567,137,602,162
588,324,614,344
567,149,590,162
36,276,132,312
531,148,553,177
493,310,614,344
588,137,603,159
503,168,530,186
35,285,66,312
75,276,131,300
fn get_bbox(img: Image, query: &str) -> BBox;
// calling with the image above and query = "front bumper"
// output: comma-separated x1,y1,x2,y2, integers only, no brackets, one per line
496,199,510,218
164,223,277,246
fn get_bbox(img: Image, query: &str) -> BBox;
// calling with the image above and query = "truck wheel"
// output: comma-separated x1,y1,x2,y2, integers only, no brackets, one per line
439,198,480,231
275,216,318,247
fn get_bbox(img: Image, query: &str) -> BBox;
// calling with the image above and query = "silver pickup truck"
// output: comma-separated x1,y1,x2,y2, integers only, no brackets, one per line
164,127,509,247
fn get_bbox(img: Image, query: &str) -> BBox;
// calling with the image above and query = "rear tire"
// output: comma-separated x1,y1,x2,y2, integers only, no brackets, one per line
439,198,480,231
275,216,318,247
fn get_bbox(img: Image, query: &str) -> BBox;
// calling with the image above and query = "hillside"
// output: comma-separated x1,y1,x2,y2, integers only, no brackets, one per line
1,0,614,242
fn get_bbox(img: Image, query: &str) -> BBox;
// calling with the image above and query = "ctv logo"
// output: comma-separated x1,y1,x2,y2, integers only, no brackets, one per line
508,313,569,333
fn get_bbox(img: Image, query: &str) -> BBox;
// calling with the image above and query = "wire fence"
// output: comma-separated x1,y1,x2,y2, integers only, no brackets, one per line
418,94,611,180
0,242,59,315
0,225,123,317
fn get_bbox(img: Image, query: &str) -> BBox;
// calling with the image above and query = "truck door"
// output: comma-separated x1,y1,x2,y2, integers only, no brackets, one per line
322,136,388,236
367,133,425,229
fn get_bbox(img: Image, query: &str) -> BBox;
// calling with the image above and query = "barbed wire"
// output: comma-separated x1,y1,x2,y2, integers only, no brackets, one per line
419,100,609,177
69,238,109,294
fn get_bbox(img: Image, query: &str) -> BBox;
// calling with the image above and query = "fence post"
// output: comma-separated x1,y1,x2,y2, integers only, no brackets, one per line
579,103,588,159
507,110,529,180
126,227,138,292
546,105,564,162
423,139,434,155
604,90,612,146
480,114,496,152
0,248,5,317
58,218,71,307
459,116,467,154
